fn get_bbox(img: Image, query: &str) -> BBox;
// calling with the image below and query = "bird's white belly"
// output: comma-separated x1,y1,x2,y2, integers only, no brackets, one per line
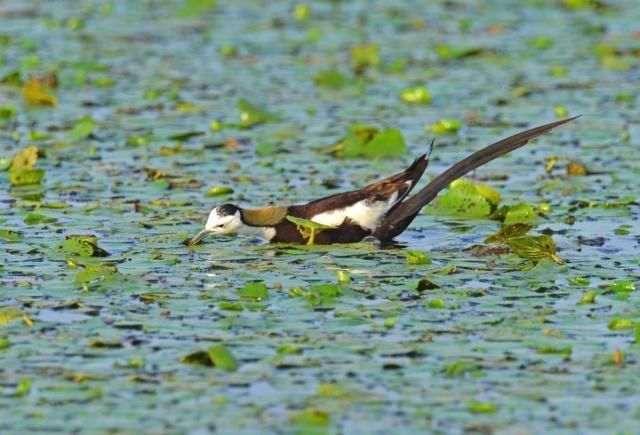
311,194,397,230
239,224,276,241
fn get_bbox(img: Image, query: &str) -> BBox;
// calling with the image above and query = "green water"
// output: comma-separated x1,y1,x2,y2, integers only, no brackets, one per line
1,0,639,433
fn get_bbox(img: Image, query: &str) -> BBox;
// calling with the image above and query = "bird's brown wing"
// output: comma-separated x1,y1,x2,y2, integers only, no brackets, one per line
291,152,431,220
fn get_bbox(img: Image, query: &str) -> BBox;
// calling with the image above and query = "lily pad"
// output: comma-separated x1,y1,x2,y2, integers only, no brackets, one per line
180,344,238,371
430,118,463,135
68,116,95,141
8,169,45,186
485,223,534,243
506,235,564,264
328,125,407,159
400,85,431,104
205,186,234,197
430,179,500,218
405,250,432,265
237,282,269,301
237,99,275,129
56,236,110,258
9,145,38,171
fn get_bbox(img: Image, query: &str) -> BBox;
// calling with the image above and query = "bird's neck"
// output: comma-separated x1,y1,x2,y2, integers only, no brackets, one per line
238,223,276,241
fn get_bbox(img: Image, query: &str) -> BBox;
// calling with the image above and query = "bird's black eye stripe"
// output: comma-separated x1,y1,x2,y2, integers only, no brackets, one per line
218,224,224,228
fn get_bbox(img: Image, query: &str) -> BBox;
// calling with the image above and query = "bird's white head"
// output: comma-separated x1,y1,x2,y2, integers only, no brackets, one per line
188,203,243,245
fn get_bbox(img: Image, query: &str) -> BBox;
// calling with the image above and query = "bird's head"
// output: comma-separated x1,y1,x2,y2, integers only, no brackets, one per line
188,203,243,245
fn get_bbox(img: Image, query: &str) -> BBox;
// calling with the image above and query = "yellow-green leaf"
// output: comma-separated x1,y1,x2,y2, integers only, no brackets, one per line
237,282,269,301
237,99,274,128
430,118,463,135
207,345,238,371
68,116,95,141
205,186,234,197
23,77,58,106
350,43,380,73
400,85,431,104
9,145,38,171
484,223,534,244
9,169,45,186
506,235,564,264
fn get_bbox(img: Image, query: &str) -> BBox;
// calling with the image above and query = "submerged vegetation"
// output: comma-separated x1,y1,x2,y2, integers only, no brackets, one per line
0,0,639,433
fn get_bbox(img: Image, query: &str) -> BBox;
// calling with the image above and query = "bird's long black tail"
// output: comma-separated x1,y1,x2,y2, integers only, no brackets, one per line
373,116,579,241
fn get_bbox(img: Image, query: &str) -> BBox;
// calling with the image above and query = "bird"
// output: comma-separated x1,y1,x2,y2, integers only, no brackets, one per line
188,116,578,246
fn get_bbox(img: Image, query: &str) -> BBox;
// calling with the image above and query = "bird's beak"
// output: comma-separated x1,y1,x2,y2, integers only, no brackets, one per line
187,229,214,246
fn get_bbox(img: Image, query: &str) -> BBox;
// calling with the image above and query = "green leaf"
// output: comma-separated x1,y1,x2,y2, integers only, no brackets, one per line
608,319,635,330
350,43,379,73
400,85,431,104
178,0,217,17
9,145,38,171
609,280,635,293
237,282,269,301
425,299,446,309
8,169,45,186
443,360,480,377
255,142,279,156
434,45,483,59
28,130,52,141
292,3,311,21
506,235,564,264
568,276,590,286
335,270,350,284
0,229,23,242
219,302,243,311
207,345,239,371
286,216,335,231
24,213,57,225
314,70,349,89
287,215,337,245
405,250,432,265
581,291,597,304
68,116,95,141
536,344,572,355
0,307,25,325
74,266,122,287
430,118,463,135
563,0,602,10
468,401,498,414
205,186,234,197
56,236,110,258
528,37,554,50
363,128,408,159
237,99,274,129
503,203,539,224
484,223,534,244
331,125,408,160
168,131,204,141
10,378,31,397
290,408,330,427
430,179,499,218
180,350,213,366
416,278,440,291
23,76,57,106
0,105,16,125
0,337,10,349
304,284,344,306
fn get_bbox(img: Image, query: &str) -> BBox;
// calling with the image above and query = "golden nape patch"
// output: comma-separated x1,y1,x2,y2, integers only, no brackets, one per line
241,206,289,226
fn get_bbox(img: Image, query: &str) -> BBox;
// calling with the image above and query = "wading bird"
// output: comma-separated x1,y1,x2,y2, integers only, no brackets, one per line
188,117,577,246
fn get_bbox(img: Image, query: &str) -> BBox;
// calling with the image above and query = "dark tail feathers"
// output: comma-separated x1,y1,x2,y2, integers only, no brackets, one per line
373,116,579,241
